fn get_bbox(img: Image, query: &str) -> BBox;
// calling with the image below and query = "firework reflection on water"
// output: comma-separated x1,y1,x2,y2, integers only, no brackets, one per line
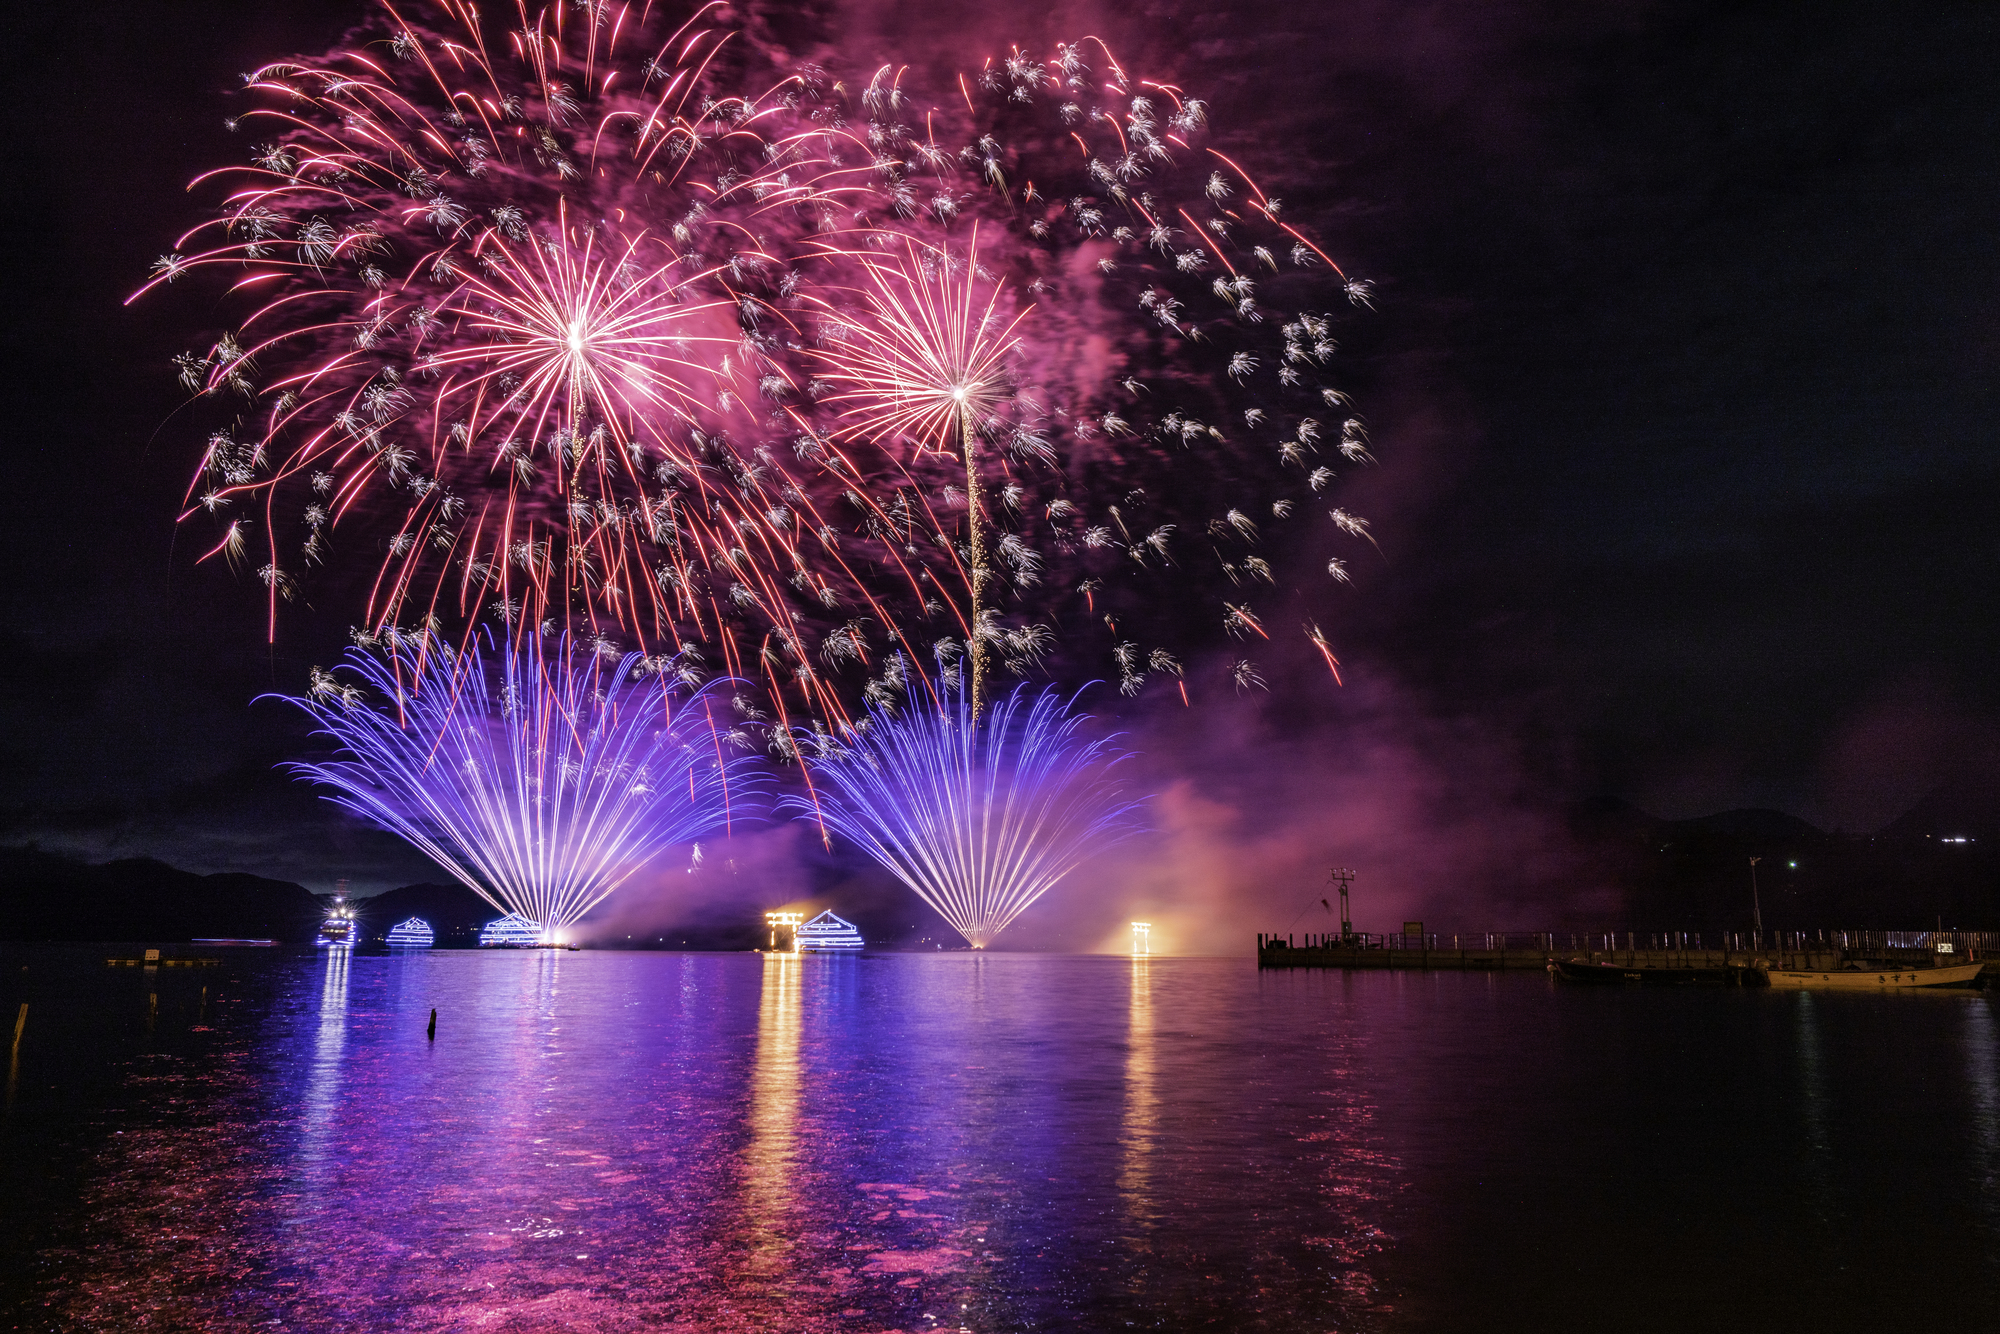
18,952,1407,1331
16,949,2000,1331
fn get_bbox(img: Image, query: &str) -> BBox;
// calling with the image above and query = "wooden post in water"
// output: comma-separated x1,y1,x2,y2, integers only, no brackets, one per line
427,1007,437,1041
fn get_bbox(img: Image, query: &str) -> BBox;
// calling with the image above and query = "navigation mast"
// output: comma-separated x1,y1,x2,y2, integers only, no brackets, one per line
1330,867,1357,944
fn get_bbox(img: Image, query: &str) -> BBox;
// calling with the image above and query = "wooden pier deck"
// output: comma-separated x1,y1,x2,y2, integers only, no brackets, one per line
1257,932,1994,978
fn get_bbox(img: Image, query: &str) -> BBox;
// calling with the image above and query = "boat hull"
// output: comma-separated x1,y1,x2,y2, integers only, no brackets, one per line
1764,962,1984,989
1549,958,1750,985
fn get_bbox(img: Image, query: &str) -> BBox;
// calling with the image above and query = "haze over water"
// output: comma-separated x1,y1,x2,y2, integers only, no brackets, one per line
4,947,1997,1331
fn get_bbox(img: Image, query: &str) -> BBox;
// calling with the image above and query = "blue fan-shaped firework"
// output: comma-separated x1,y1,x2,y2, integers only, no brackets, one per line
278,631,757,936
789,686,1145,948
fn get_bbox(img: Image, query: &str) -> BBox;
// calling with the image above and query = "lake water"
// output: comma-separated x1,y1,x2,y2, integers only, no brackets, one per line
3,945,1996,1331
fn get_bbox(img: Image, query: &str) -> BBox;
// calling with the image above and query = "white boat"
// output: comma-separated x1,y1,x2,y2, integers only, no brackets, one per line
385,917,435,948
316,899,359,947
316,879,359,947
478,913,544,947
1764,961,1985,989
795,910,864,952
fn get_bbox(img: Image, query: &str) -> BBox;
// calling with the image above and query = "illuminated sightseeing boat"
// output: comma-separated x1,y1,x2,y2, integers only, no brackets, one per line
478,913,544,948
385,917,435,948
316,883,359,947
795,910,865,952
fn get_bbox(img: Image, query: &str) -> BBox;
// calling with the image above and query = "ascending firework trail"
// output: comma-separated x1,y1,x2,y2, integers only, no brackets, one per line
804,226,1031,718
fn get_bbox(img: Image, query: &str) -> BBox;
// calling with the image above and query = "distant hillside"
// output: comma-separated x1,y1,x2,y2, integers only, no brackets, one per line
1878,780,2000,843
0,848,325,943
1672,808,1825,840
1569,800,1998,932
0,849,505,945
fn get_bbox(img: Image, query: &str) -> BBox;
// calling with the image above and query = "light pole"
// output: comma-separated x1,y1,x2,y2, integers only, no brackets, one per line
1748,857,1763,950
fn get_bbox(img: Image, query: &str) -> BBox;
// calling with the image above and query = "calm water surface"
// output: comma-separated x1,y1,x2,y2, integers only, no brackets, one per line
3,945,1996,1332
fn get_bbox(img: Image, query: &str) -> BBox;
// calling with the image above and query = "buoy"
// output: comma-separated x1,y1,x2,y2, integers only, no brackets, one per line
427,1007,437,1041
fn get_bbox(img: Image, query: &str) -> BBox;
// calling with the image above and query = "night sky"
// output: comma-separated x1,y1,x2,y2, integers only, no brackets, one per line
3,0,1995,902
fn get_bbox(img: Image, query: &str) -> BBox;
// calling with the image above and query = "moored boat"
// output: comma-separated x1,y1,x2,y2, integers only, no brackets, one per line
1763,961,1984,989
1549,957,1751,986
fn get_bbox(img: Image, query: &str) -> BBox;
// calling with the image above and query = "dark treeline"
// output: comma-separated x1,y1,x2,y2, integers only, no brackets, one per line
0,848,324,943
0,849,491,945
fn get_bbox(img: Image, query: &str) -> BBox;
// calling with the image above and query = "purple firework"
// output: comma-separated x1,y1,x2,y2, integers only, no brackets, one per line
278,630,757,936
789,685,1146,948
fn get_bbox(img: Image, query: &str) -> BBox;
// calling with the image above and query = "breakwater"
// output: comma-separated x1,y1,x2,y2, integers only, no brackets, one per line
1256,929,2000,975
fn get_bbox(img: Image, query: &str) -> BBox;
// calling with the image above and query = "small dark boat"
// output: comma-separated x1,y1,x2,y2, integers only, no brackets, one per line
1548,957,1750,986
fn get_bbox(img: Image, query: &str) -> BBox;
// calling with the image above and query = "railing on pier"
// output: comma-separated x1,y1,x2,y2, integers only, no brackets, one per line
1850,930,2000,955
1258,929,1997,954
1255,927,1996,970
1258,931,1720,953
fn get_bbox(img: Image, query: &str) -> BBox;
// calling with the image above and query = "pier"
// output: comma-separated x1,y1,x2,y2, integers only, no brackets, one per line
106,950,220,968
1257,929,2000,977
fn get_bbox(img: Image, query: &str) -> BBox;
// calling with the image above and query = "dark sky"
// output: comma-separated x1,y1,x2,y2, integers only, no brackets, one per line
2,0,1996,895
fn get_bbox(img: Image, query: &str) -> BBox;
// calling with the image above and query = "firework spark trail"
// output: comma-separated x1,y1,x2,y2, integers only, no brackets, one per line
140,4,1376,731
277,630,757,934
803,225,1033,717
788,39,1381,702
786,685,1144,948
132,0,951,730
